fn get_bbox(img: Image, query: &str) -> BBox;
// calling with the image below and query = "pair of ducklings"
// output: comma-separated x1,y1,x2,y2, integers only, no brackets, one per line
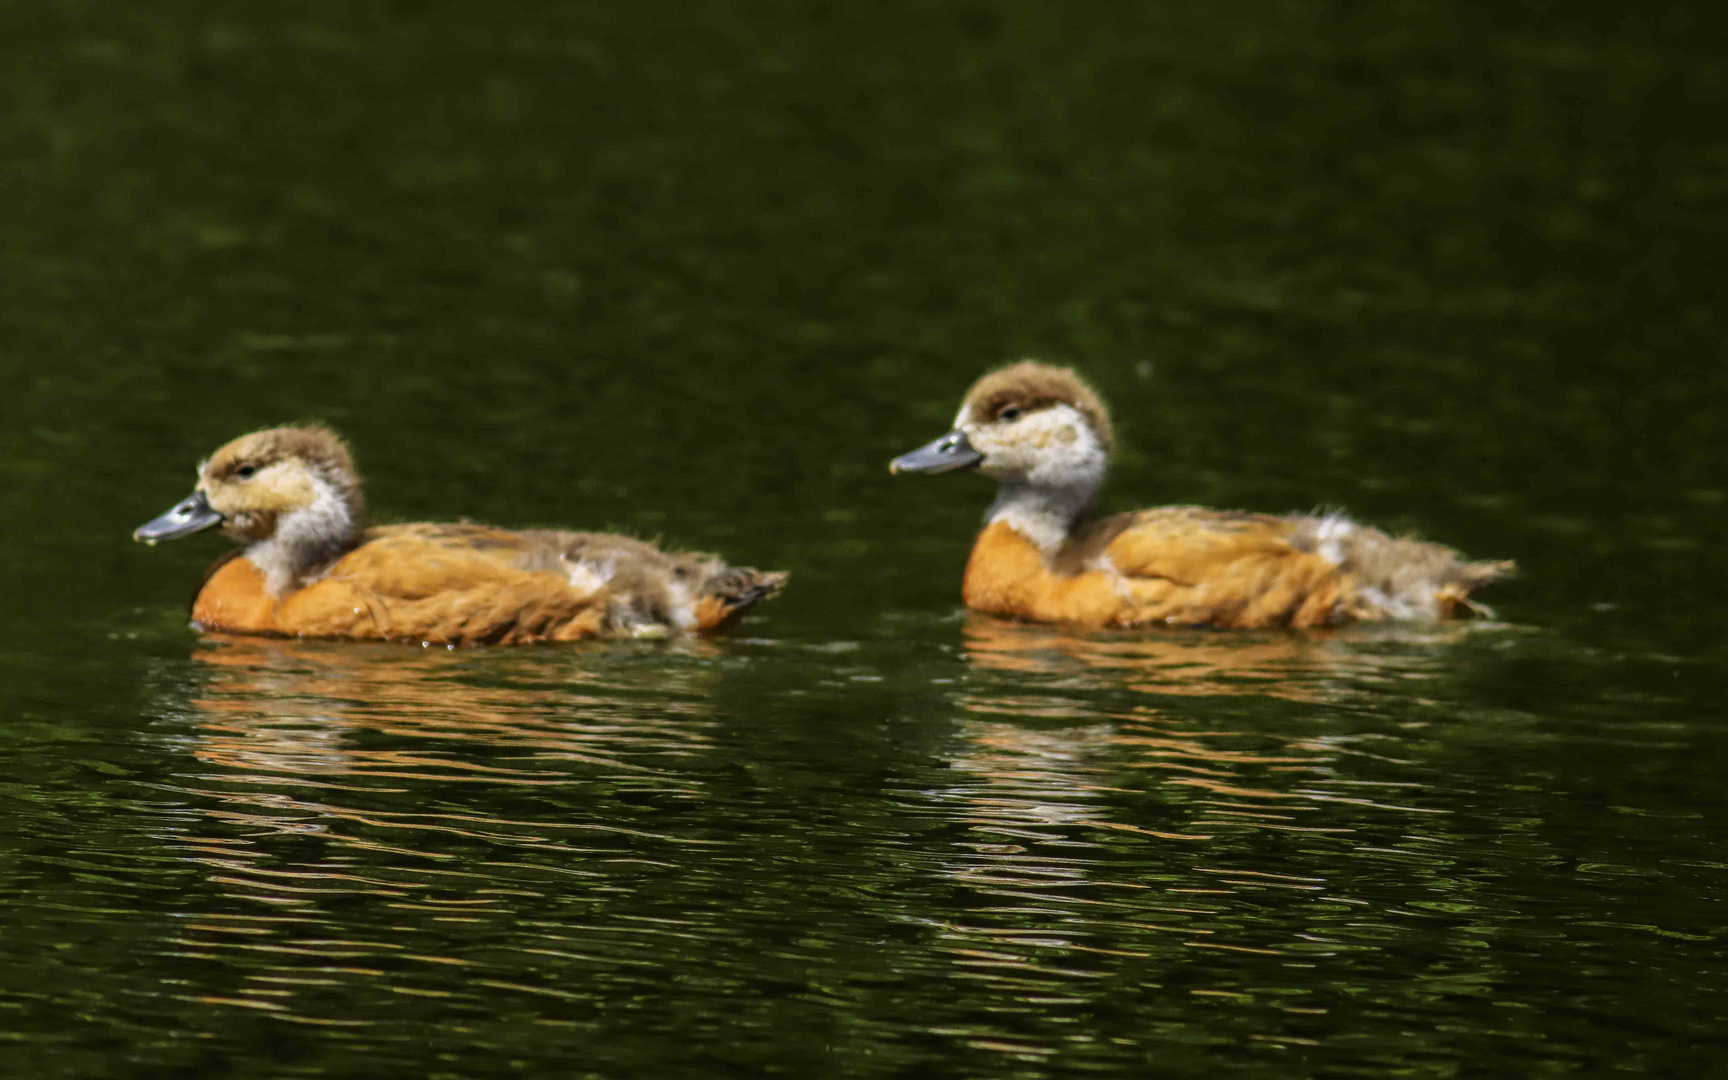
135,363,1513,645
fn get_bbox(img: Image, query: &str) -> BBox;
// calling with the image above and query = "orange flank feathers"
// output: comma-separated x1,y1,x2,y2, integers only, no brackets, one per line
135,427,786,645
893,362,1512,631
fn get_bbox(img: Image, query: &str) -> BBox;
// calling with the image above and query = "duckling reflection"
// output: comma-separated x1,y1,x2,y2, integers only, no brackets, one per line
921,679,1326,993
173,636,722,900
186,634,722,785
951,615,1489,829
154,637,731,1008
943,623,1340,852
922,615,1498,977
961,616,1340,702
962,615,1491,700
929,617,1557,1013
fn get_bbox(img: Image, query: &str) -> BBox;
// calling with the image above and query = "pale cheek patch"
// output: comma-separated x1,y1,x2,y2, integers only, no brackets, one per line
257,470,315,513
209,462,310,517
1011,410,1078,450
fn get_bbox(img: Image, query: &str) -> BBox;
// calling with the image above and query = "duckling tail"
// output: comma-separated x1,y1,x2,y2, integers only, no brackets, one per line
1435,558,1518,619
1289,513,1516,622
1458,558,1518,588
693,567,790,632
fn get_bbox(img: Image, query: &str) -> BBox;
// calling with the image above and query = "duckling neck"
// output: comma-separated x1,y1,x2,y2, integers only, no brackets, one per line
986,480,1099,557
246,487,360,597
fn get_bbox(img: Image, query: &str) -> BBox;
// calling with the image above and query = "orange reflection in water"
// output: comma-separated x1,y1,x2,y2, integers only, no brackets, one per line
954,615,1342,816
169,636,723,910
927,617,1469,992
154,636,729,1018
936,616,1472,896
188,633,720,781
959,616,1357,701
961,614,1485,696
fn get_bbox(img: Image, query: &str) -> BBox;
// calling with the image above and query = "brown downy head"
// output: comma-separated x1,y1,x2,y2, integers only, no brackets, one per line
957,362,1114,455
135,425,365,591
196,426,362,544
891,361,1115,491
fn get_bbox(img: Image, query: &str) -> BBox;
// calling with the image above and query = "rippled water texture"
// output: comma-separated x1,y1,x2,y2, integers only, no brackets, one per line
3,0,1727,1076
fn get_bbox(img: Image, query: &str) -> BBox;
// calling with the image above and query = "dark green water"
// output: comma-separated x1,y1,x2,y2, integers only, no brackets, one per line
4,0,1728,1075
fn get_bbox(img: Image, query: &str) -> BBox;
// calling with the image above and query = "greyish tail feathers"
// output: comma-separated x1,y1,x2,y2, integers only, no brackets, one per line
1287,513,1515,621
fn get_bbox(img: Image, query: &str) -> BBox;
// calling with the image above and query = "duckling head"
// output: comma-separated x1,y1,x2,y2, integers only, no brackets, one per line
891,362,1115,548
892,361,1113,486
135,425,364,593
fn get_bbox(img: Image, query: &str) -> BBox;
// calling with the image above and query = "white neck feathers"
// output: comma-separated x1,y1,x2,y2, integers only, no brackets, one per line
967,402,1109,555
987,482,1099,554
245,472,357,595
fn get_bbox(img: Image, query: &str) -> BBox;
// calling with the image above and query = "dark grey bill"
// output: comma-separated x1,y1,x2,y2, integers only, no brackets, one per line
889,430,984,475
133,490,223,544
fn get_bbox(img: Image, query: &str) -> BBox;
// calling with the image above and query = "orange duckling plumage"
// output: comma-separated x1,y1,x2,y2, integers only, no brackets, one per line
134,425,786,644
890,362,1512,630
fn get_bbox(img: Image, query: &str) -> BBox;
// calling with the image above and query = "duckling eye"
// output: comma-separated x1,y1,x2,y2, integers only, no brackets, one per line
998,407,1022,422
235,464,258,479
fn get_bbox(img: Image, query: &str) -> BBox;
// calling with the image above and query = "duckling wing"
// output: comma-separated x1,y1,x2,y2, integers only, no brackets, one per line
283,524,612,644
328,524,552,596
1070,508,1348,629
273,524,784,643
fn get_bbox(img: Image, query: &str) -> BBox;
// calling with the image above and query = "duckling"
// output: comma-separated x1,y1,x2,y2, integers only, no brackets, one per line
890,362,1512,630
134,425,787,644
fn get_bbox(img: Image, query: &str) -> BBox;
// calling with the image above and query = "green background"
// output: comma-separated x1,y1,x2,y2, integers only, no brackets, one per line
2,0,1725,1076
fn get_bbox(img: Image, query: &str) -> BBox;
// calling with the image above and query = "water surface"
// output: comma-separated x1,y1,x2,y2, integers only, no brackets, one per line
2,0,1727,1075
